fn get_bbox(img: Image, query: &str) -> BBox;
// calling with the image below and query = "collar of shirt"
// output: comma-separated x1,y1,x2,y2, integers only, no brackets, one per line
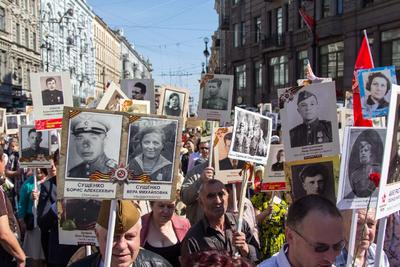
201,212,236,234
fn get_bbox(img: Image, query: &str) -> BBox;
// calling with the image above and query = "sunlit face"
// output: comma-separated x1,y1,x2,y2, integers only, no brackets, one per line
49,159,57,177
97,223,141,267
151,201,175,225
75,132,106,162
198,142,210,159
302,174,325,195
199,182,228,220
36,168,47,181
28,131,42,150
207,82,219,96
184,140,195,153
297,96,318,121
370,77,388,101
46,79,57,90
10,141,19,152
343,209,376,252
170,95,179,108
141,133,163,160
359,141,372,164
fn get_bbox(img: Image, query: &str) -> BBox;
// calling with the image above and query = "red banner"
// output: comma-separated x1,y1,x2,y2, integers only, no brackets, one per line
35,118,63,130
261,182,287,191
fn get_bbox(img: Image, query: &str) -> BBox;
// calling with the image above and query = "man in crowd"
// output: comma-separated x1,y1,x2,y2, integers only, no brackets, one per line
21,128,49,158
202,78,228,110
194,140,210,166
42,77,64,106
131,82,146,100
259,194,345,267
70,200,171,267
290,90,332,147
181,179,260,263
68,117,117,178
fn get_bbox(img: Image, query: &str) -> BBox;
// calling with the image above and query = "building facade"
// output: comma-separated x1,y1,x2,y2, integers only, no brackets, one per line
93,16,121,99
41,0,95,106
0,0,41,110
215,0,400,108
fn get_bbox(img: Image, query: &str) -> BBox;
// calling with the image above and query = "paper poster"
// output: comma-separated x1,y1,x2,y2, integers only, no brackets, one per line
120,99,150,114
5,114,19,135
121,79,155,114
197,74,233,126
337,127,386,209
229,107,272,165
19,125,51,168
96,82,128,111
0,108,5,133
262,144,287,191
279,82,340,162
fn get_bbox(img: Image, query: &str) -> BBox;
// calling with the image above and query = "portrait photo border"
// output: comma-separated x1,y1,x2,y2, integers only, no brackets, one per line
5,114,19,135
96,81,129,111
19,125,52,168
121,78,156,114
158,86,189,119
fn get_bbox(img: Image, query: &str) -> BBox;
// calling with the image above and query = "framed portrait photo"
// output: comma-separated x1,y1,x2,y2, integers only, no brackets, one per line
121,79,155,114
228,107,272,165
0,108,5,133
5,114,19,135
358,66,397,119
124,115,182,200
262,144,287,191
96,82,128,111
19,125,51,168
120,99,150,115
159,87,189,119
337,127,386,210
197,74,233,126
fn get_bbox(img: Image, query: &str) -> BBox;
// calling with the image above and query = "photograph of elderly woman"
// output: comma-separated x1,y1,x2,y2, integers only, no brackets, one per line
127,117,178,182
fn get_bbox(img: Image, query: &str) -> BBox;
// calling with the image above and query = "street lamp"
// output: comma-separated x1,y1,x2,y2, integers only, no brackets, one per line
40,39,52,71
201,62,205,74
203,37,210,73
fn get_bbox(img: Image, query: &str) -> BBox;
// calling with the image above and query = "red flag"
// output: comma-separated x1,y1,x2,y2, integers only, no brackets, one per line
352,34,374,127
298,6,315,33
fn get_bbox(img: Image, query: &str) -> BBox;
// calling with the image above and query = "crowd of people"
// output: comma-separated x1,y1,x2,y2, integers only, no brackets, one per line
0,122,399,267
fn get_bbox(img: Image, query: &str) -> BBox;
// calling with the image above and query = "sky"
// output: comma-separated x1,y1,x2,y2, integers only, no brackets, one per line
86,0,218,104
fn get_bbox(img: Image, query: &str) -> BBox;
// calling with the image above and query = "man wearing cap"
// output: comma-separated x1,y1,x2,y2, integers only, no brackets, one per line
68,117,117,178
21,128,49,159
69,200,172,267
289,90,332,147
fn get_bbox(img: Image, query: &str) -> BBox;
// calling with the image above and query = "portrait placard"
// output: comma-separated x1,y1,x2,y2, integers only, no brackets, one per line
185,118,203,130
5,114,19,135
120,99,150,114
124,116,181,200
262,144,287,191
30,72,73,123
25,105,34,125
59,108,123,199
96,82,128,111
18,114,27,126
285,155,339,203
377,85,400,218
358,66,397,119
229,107,272,165
279,82,340,162
264,112,278,131
345,91,353,109
197,74,233,126
121,79,155,114
159,86,189,119
213,127,245,184
337,127,386,209
19,125,51,168
58,199,100,246
0,108,5,133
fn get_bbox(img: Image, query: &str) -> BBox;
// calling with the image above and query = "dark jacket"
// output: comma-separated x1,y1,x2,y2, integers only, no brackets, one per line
69,249,173,267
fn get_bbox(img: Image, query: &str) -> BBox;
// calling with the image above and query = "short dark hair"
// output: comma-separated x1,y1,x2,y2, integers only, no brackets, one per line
199,179,224,196
46,77,56,84
134,82,146,94
286,194,342,230
208,78,222,87
366,72,391,94
299,163,328,183
180,250,252,267
28,128,41,137
38,168,48,176
135,126,165,146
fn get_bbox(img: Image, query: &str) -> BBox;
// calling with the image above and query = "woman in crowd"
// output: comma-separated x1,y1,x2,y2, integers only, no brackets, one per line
129,127,173,182
181,139,195,175
141,200,191,266
165,93,182,116
363,72,391,114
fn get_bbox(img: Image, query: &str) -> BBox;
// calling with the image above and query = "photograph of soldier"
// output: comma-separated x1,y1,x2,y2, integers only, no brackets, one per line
163,90,184,117
218,132,245,170
6,115,18,129
60,199,101,231
388,103,400,184
67,113,120,178
291,161,335,203
345,128,385,199
21,127,49,159
201,78,228,110
131,82,146,100
289,90,332,147
41,76,64,106
19,114,27,126
271,149,285,172
127,118,178,182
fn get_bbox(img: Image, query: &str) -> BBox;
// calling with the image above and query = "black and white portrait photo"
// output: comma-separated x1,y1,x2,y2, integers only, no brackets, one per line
337,127,386,209
358,66,397,119
126,117,178,182
162,89,185,117
121,79,155,113
60,199,101,231
41,76,64,106
280,82,340,162
264,112,278,131
387,94,400,185
20,126,50,160
19,114,27,126
290,160,336,203
229,107,272,165
66,112,122,179
6,115,18,134
201,78,229,110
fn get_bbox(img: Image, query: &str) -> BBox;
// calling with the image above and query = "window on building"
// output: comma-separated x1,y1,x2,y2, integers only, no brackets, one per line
0,8,5,31
255,16,261,43
31,0,35,16
235,64,246,90
16,23,20,44
321,0,330,18
297,50,308,79
270,55,289,89
234,23,240,47
25,28,29,48
255,61,263,88
32,32,36,51
337,0,343,15
298,0,306,29
277,8,283,35
382,28,400,78
319,41,344,88
240,21,245,46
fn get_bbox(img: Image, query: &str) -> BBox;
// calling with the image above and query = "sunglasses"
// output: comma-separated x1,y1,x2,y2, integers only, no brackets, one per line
199,147,209,150
291,227,345,253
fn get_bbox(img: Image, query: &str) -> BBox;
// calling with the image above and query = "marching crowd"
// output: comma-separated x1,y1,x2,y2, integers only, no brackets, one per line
0,126,400,267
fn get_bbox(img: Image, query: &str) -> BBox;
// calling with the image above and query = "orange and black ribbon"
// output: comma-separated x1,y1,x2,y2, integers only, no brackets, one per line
89,171,111,181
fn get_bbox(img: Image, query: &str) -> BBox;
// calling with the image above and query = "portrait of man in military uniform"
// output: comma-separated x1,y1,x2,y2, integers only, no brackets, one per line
67,115,118,178
202,78,228,110
290,90,332,148
61,199,101,231
41,76,64,106
21,128,49,159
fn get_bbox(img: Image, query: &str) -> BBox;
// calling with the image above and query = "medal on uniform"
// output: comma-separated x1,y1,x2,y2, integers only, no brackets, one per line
317,131,323,143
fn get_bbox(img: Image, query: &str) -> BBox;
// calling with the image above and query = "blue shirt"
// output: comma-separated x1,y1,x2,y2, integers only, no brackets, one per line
334,243,390,267
258,244,291,267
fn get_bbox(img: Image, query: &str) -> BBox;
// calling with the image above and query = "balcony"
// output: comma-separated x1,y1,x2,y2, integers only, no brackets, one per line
262,33,285,49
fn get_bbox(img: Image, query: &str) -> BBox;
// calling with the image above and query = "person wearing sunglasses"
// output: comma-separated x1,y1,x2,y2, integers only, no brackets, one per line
334,209,389,267
259,194,344,267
